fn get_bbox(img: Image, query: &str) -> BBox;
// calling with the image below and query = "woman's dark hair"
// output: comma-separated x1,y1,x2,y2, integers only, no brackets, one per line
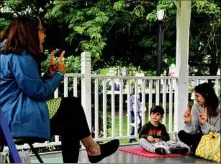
0,16,46,62
194,82,219,117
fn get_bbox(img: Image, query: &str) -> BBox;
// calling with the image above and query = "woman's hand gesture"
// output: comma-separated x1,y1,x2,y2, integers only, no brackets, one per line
184,104,191,124
56,51,66,74
45,50,57,77
199,107,208,125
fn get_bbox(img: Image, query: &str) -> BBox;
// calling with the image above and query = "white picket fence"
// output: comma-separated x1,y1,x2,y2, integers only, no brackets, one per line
12,53,221,150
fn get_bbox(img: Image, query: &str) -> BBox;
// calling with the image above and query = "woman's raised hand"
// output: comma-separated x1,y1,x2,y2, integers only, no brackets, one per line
199,107,208,125
56,51,66,74
184,104,191,123
45,50,57,77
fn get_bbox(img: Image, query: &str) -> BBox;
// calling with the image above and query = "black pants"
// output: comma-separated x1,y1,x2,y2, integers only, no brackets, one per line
50,97,91,163
178,130,203,154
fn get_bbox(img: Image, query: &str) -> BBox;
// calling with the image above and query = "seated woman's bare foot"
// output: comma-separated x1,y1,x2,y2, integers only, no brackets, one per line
86,142,101,156
88,139,120,163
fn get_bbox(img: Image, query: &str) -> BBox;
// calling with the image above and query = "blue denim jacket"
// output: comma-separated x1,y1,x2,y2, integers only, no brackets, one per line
0,51,63,139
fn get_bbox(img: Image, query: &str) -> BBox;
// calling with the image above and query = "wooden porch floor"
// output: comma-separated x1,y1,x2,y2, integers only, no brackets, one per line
31,144,214,163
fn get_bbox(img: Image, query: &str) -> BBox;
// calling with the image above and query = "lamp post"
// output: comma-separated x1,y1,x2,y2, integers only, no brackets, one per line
156,9,165,76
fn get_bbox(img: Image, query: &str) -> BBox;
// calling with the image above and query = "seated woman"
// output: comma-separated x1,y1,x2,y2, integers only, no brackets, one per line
0,16,119,163
178,82,220,155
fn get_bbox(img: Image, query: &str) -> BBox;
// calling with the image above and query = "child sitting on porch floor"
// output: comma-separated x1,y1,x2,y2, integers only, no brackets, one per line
139,106,190,155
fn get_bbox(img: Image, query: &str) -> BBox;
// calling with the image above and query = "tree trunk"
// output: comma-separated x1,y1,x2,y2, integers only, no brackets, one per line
209,53,218,76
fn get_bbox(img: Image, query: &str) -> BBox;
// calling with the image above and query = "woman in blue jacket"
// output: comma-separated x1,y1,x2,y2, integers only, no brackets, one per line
0,16,119,163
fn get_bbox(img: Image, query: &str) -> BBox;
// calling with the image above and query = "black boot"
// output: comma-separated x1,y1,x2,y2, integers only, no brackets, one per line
170,147,188,154
88,139,119,163
155,148,166,155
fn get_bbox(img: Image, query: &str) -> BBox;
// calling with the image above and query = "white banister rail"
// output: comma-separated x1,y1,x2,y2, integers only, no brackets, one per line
8,53,220,151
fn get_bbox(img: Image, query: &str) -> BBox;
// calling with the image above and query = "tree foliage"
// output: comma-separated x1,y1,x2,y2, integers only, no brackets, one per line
0,0,220,75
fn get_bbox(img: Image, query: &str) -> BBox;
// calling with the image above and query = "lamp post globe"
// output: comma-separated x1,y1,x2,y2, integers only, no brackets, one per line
157,9,165,21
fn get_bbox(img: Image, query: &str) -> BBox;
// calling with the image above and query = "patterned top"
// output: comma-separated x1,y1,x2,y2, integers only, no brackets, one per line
46,98,62,119
139,121,170,141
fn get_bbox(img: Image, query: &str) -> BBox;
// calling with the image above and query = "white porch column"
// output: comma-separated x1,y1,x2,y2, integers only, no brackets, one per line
81,52,92,131
174,0,191,132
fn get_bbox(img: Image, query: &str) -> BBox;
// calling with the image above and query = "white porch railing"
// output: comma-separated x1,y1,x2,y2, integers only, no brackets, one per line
11,52,220,150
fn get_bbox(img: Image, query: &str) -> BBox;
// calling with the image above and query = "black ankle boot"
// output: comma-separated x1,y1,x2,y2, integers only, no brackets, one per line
170,147,188,154
88,139,119,163
155,148,166,155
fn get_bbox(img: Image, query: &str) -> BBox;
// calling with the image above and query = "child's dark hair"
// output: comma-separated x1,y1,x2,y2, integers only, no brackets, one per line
150,106,164,117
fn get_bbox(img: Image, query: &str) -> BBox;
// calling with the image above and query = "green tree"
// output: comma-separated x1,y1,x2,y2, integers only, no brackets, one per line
0,0,220,75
